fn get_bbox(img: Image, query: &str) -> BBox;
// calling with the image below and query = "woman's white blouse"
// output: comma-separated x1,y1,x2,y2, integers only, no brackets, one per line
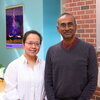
4,55,45,100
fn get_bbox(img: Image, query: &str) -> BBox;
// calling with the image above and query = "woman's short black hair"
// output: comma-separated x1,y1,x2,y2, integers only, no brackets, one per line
23,30,42,45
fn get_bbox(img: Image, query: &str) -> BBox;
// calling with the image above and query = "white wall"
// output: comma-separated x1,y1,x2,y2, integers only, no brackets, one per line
96,0,100,51
98,67,100,87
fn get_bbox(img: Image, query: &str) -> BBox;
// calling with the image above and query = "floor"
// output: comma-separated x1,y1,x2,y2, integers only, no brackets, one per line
0,80,5,100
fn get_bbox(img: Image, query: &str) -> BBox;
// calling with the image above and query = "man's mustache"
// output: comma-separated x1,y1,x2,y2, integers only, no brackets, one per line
63,30,72,34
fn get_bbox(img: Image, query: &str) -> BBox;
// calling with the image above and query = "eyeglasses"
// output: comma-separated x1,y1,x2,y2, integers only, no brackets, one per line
25,42,40,47
59,22,75,28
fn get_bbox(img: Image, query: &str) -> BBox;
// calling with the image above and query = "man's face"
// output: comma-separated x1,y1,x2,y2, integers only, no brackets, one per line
57,15,77,41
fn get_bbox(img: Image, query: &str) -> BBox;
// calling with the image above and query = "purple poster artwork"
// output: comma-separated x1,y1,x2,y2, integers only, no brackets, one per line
6,6,23,48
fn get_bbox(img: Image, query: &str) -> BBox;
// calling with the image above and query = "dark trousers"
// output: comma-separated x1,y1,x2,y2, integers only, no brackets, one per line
56,98,78,100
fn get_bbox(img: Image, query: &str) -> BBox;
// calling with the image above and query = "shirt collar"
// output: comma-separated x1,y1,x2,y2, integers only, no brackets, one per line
62,37,78,50
20,55,40,64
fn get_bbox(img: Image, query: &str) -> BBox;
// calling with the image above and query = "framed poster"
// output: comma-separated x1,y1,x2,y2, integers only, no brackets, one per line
6,5,23,48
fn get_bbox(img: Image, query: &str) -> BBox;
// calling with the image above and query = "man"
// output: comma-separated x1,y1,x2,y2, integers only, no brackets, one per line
45,13,98,100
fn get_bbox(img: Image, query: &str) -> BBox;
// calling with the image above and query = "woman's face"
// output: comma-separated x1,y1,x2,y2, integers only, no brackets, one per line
23,33,40,58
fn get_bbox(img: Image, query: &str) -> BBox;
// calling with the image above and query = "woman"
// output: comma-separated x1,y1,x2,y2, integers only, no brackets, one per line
4,30,45,100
